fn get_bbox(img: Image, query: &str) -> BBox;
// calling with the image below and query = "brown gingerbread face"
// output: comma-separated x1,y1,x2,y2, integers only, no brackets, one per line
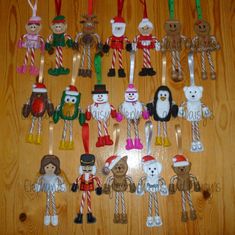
111,156,128,177
25,23,42,35
194,20,210,36
81,16,97,34
172,163,191,176
164,20,181,36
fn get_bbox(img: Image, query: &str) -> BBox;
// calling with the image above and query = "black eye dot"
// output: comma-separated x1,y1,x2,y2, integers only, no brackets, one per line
190,91,192,93
164,94,167,96
46,166,49,168
203,25,206,28
174,24,176,28
170,24,172,28
149,168,151,170
154,168,156,170
195,91,197,93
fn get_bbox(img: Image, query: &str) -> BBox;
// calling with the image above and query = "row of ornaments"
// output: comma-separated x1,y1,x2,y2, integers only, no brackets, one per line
17,0,220,80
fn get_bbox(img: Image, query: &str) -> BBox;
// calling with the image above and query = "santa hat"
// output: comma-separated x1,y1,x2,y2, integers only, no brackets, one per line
65,85,79,96
141,155,156,165
111,0,126,25
32,83,47,93
125,84,138,93
138,0,153,29
172,155,189,167
102,155,125,175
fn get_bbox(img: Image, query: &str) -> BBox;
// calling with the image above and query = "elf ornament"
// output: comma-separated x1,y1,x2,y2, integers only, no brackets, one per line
45,0,73,76
103,0,132,77
116,52,149,150
136,121,168,227
161,0,191,82
191,0,220,80
71,124,102,224
74,0,102,78
17,0,44,76
132,0,160,76
22,56,54,144
178,52,211,152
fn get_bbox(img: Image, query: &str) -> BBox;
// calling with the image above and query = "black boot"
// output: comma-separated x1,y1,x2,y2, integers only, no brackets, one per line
138,68,148,76
74,213,83,224
147,68,156,76
107,68,115,77
87,213,96,223
86,69,92,78
118,68,126,77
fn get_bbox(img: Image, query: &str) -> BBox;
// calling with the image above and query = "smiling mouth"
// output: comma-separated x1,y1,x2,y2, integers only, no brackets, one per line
128,97,134,100
97,98,103,101
160,97,166,101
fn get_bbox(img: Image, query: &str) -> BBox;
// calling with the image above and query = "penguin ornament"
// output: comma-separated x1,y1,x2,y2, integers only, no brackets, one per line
147,86,178,147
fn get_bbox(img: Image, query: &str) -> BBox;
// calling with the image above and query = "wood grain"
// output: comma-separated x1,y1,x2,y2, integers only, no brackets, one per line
0,0,234,234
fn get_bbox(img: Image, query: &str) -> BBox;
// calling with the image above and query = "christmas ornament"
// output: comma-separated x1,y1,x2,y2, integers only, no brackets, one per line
103,124,136,224
34,123,66,226
102,0,132,77
73,0,102,78
45,0,73,76
71,123,102,224
136,121,168,227
53,53,85,150
116,52,149,150
169,125,201,222
191,0,220,80
147,54,178,147
85,54,117,147
17,0,44,76
132,0,160,76
178,52,211,152
22,56,54,144
161,0,191,82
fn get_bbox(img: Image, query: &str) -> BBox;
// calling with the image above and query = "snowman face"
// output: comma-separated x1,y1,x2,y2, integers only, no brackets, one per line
112,23,126,37
93,93,108,103
158,90,169,101
125,91,139,102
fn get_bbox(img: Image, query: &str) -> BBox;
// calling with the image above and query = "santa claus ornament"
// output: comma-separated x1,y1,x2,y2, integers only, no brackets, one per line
191,0,220,80
34,123,67,226
161,0,191,82
169,125,201,222
17,0,44,76
102,0,132,77
71,123,102,224
136,121,168,227
85,54,117,147
103,124,136,224
132,0,160,76
45,0,73,76
73,0,102,78
22,56,54,144
178,52,211,152
53,53,85,149
147,54,178,147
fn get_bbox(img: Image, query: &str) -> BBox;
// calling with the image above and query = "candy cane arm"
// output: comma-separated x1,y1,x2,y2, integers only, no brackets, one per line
169,175,177,194
190,174,201,192
159,177,169,196
126,175,136,193
65,33,73,48
136,176,146,196
71,176,81,192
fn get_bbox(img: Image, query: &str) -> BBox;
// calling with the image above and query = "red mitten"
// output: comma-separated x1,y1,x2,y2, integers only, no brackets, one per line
111,109,117,118
85,110,92,121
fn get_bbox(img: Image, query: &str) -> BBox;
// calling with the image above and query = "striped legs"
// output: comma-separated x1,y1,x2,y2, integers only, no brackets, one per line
191,121,203,152
181,191,197,222
201,51,216,80
171,50,182,81
114,192,127,223
79,191,92,214
56,46,63,68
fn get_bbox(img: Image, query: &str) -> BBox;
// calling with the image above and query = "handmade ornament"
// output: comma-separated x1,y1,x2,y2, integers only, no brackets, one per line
45,0,73,76
178,52,211,152
73,0,102,78
136,121,168,227
169,125,201,222
116,52,149,150
34,123,66,226
71,123,102,224
132,0,160,76
53,53,85,149
22,56,54,144
191,0,220,80
17,0,44,76
161,0,191,82
147,54,178,147
103,124,136,224
102,0,132,77
85,54,117,147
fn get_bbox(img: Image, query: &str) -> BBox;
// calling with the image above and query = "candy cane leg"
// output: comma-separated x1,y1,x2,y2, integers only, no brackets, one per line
115,192,120,215
120,192,126,215
181,191,186,213
127,119,131,139
201,51,207,79
80,47,86,69
163,122,167,139
111,49,117,69
62,120,68,141
87,191,92,213
153,193,159,216
171,51,177,74
51,192,57,216
46,192,50,216
69,120,73,142
118,49,123,69
186,191,195,211
55,46,63,68
103,121,109,136
79,192,86,214
176,51,182,77
23,48,30,66
37,117,42,137
30,48,35,66
206,51,216,79
143,48,151,68
134,119,139,138
148,192,153,216
87,46,91,71
97,120,102,137
29,117,36,135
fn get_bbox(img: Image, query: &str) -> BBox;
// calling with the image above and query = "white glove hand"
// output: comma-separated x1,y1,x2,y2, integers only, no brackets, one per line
202,107,211,118
59,183,67,192
155,42,161,51
178,106,185,117
160,185,169,196
136,184,144,196
34,184,41,192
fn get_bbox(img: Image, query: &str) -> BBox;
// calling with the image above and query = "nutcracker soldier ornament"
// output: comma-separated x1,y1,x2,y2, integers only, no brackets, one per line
85,54,117,147
22,56,54,144
132,0,160,76
136,121,168,227
17,0,44,76
116,52,149,150
71,124,102,224
161,0,191,82
45,0,73,76
74,0,102,78
191,0,220,80
103,0,132,77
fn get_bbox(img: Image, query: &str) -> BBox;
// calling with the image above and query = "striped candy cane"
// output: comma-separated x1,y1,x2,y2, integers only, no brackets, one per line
97,120,102,137
29,117,36,134
118,49,123,69
127,119,131,139
51,192,57,216
46,192,51,215
37,117,42,137
87,46,91,71
87,191,92,213
30,48,35,66
79,192,86,214
115,192,119,215
163,122,167,139
103,121,109,136
181,191,186,212
148,192,153,216
69,120,73,142
111,49,117,69
186,191,194,211
143,48,151,68
207,51,215,74
153,193,159,216
81,47,86,69
62,120,68,141
134,119,139,138
120,192,126,214
24,48,30,66
201,51,206,75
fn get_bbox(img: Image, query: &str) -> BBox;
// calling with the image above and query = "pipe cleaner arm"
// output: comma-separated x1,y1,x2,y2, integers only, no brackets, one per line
116,105,123,122
136,176,146,196
169,175,177,194
190,174,201,192
171,101,179,118
71,176,81,192
78,109,86,126
146,102,154,117
110,105,117,118
159,177,169,196
85,105,92,121
142,103,150,120
126,175,136,193
103,176,113,195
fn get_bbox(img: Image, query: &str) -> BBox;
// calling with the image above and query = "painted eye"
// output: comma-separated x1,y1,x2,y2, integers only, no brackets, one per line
189,91,192,93
71,97,77,103
65,96,71,103
174,24,176,28
203,25,206,28
194,91,197,93
170,24,172,28
149,168,151,170
199,25,202,29
164,94,167,96
154,168,156,170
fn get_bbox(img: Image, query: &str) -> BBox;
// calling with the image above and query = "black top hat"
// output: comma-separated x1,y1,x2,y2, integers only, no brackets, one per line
92,84,109,94
80,154,95,166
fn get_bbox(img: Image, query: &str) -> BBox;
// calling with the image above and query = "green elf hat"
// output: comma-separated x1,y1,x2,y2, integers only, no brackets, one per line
52,15,66,24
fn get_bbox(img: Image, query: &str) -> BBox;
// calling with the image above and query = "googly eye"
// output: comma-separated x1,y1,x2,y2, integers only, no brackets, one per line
65,96,70,103
174,24,176,28
71,97,77,104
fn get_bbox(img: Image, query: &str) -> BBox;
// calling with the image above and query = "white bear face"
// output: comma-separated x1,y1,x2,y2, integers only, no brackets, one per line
157,90,170,101
92,94,108,103
183,85,203,102
112,23,126,37
125,91,139,102
143,161,162,177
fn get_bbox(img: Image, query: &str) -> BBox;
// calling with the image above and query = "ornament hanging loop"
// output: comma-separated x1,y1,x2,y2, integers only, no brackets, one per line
145,121,153,156
168,0,175,20
82,123,89,154
71,53,81,86
48,122,54,155
27,0,38,16
188,51,195,86
175,124,183,154
113,123,120,156
129,51,135,85
55,0,62,16
196,0,203,20
162,53,167,85
38,55,44,83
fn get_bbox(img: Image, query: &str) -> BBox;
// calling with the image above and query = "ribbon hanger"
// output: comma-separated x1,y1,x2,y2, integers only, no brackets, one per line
139,0,147,18
55,0,62,16
82,123,90,154
38,55,44,83
94,54,102,84
88,0,93,16
162,53,167,86
113,123,120,156
195,0,203,20
27,0,38,16
71,53,81,86
117,0,124,17
48,122,54,155
145,121,153,156
168,0,175,20
129,52,135,84
188,51,195,86
175,124,183,154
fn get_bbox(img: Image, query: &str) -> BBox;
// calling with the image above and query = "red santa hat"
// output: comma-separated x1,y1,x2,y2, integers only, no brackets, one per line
102,155,125,175
111,0,126,25
141,155,156,165
32,83,47,93
138,0,153,29
65,85,79,96
172,155,189,167
125,84,138,93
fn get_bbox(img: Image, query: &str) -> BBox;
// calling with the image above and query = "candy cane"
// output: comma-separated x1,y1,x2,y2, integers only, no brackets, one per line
127,119,131,139
97,120,102,137
115,192,119,215
118,49,123,69
181,191,186,212
87,191,92,213
80,192,86,214
51,192,57,215
62,120,68,141
29,117,36,135
148,192,152,216
69,120,73,142
24,48,30,67
120,192,126,214
186,191,194,211
134,118,139,138
207,51,215,74
201,51,206,76
111,49,117,69
46,192,50,215
153,193,159,216
103,121,109,136
87,46,91,71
